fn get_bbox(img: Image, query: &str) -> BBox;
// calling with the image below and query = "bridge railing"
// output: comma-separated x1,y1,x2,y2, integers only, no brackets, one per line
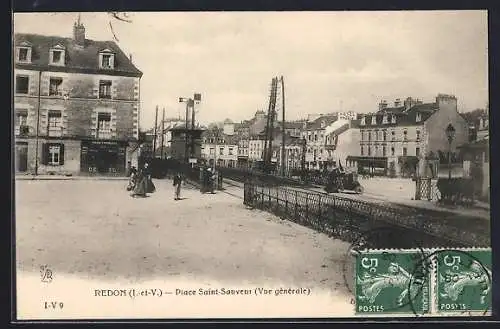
243,182,490,249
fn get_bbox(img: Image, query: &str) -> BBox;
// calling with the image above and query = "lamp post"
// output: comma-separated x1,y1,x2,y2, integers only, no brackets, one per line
445,123,456,179
213,126,220,171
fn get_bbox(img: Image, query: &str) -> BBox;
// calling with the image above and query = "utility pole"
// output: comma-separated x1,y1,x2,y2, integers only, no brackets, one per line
160,108,165,159
184,99,189,164
281,76,286,177
153,106,158,158
263,77,278,173
34,70,42,176
190,99,196,159
268,77,277,170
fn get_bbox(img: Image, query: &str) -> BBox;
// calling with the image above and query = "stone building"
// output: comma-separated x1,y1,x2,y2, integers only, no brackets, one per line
14,18,142,175
200,126,238,168
301,114,338,170
354,95,469,176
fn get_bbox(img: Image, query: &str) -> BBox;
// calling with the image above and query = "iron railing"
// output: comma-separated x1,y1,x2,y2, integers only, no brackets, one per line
243,182,490,249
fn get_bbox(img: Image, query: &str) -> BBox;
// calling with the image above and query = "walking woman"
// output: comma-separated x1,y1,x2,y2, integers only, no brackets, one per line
126,166,138,191
131,166,147,197
143,162,156,194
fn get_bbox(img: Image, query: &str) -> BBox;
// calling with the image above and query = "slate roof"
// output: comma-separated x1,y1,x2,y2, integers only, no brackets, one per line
360,102,438,128
284,121,305,129
14,33,143,77
306,115,338,130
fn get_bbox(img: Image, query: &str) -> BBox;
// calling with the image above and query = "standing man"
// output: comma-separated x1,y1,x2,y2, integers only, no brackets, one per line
199,166,205,193
173,171,183,200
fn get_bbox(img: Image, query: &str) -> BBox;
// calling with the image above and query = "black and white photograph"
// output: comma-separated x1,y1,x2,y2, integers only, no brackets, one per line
13,11,491,320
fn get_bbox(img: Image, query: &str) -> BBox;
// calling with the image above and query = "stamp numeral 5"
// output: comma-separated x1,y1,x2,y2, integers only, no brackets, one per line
361,257,378,272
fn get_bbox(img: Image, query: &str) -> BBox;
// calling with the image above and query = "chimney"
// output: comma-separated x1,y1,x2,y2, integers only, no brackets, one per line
378,100,388,111
404,97,415,111
73,15,86,47
129,53,133,62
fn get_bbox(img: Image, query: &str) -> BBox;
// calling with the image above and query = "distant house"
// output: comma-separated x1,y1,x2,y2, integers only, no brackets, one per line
200,127,238,168
458,108,489,201
325,119,361,170
301,114,338,170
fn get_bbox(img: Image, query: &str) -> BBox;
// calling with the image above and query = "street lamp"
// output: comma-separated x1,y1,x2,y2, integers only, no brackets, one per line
445,123,456,179
213,126,220,171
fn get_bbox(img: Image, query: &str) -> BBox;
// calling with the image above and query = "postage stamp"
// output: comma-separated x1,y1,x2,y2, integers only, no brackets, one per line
355,249,432,315
355,247,492,316
435,248,492,314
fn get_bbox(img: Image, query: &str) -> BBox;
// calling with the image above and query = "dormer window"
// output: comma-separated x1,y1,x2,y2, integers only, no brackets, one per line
18,48,29,62
320,120,326,129
16,42,32,63
49,44,66,66
99,49,115,69
382,115,388,124
416,112,422,122
371,116,376,125
361,116,366,126
391,115,396,124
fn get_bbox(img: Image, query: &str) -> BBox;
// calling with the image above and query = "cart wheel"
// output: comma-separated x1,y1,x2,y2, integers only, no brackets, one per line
354,185,363,194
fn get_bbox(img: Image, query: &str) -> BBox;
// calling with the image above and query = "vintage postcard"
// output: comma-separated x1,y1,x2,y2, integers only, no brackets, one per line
12,11,490,320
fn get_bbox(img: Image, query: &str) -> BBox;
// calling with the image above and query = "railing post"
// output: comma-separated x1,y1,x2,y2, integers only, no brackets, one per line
415,178,421,200
318,194,322,220
305,193,309,220
426,178,432,201
276,188,279,211
285,189,289,215
294,190,298,218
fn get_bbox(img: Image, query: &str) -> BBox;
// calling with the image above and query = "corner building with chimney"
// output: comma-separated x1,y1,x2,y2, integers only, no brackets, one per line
14,18,142,176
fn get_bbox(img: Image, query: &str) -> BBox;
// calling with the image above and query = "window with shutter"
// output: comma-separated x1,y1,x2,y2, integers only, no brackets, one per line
41,143,49,165
59,144,65,165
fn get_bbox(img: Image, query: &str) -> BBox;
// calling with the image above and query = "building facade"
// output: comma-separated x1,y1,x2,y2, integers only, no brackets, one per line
353,95,469,176
200,128,238,168
324,119,361,170
14,19,142,176
301,114,338,170
169,126,204,163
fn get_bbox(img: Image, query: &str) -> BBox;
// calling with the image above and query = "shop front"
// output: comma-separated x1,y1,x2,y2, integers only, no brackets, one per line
80,140,128,175
346,156,388,176
15,141,28,173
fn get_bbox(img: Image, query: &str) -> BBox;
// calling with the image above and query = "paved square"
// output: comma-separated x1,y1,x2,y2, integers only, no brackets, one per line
15,179,352,291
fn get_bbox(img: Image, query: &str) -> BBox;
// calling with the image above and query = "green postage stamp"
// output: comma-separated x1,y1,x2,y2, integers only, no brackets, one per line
355,249,432,315
435,249,492,314
354,248,491,316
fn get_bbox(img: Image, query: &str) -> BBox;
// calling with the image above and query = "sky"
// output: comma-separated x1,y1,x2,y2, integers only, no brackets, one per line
13,11,488,129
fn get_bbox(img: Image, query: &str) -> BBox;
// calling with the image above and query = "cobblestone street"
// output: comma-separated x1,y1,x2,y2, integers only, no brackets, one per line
15,178,354,318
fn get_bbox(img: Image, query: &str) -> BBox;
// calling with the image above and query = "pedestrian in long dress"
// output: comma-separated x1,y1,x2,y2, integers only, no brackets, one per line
131,167,147,197
143,163,156,193
173,172,182,200
207,168,216,194
126,166,138,191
